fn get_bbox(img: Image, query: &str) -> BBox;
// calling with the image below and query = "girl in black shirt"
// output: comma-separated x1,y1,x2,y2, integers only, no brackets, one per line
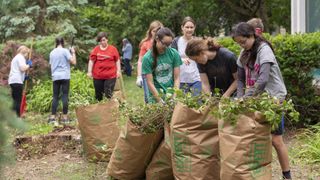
185,37,238,97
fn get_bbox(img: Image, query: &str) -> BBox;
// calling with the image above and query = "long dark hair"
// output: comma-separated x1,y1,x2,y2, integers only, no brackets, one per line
152,27,174,71
55,37,64,48
231,22,273,69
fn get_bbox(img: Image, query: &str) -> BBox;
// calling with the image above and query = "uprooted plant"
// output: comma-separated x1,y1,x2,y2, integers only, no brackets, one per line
173,88,219,110
119,102,173,134
211,93,300,130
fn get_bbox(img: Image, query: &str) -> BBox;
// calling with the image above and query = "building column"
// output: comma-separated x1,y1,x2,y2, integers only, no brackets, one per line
291,0,306,34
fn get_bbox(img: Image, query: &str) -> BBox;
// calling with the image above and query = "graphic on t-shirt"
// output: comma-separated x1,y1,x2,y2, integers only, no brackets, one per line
245,63,260,87
155,63,172,84
96,54,111,60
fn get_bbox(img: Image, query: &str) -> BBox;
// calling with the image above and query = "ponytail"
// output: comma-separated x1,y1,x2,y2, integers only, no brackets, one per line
55,37,64,48
203,37,221,52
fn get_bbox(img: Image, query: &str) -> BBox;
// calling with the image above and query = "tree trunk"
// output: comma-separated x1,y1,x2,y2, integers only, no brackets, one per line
35,0,47,35
257,0,269,32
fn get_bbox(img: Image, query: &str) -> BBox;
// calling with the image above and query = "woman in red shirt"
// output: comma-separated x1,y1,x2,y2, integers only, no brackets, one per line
87,32,121,100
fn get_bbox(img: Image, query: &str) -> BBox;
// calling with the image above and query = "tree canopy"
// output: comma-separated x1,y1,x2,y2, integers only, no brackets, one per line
0,0,290,60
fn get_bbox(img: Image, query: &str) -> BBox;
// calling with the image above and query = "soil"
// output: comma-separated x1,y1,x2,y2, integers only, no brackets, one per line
2,127,320,180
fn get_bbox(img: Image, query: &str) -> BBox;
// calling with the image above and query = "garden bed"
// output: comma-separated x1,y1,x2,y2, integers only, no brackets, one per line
14,126,81,160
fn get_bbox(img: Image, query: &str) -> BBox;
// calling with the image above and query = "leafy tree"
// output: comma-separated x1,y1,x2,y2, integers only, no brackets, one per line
0,0,88,41
220,0,291,32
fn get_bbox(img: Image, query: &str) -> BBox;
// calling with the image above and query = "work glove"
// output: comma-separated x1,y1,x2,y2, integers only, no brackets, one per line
24,75,29,81
69,47,75,54
136,75,143,88
26,59,33,68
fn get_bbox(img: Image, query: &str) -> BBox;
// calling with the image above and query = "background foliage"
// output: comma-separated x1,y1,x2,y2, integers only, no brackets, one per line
0,0,291,59
0,87,25,174
0,0,318,126
27,69,95,113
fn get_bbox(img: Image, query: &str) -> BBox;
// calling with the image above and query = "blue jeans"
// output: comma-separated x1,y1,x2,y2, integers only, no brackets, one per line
123,58,132,76
52,79,70,115
180,81,202,96
142,74,150,103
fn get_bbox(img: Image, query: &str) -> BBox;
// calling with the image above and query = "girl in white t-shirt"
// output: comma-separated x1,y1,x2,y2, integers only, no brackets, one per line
171,17,201,96
8,45,32,117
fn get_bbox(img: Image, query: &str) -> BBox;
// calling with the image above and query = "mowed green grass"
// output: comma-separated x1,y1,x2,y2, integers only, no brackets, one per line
122,75,144,106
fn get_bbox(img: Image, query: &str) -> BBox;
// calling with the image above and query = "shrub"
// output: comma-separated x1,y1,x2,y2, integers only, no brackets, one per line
0,87,26,173
27,69,96,113
293,124,320,163
272,33,320,125
218,32,320,126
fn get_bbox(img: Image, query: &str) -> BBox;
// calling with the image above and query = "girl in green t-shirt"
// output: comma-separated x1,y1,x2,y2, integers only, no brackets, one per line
142,27,182,103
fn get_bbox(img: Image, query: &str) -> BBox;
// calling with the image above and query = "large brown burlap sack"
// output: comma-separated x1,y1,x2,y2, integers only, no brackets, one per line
76,99,120,161
146,123,174,180
219,112,272,180
107,120,163,180
170,102,220,180
113,91,125,102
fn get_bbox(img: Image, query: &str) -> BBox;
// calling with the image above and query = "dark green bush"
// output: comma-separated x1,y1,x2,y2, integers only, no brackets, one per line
218,32,320,126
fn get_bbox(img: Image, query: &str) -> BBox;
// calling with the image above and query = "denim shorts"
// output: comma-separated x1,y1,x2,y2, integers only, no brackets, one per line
272,114,285,135
180,81,202,96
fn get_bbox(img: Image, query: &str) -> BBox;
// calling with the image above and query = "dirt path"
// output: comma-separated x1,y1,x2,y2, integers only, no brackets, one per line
2,129,320,180
3,153,108,180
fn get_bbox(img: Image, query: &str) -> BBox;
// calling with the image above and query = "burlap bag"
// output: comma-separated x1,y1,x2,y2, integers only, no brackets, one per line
76,99,120,161
107,120,163,180
146,123,174,180
113,91,125,102
219,111,272,180
170,102,220,180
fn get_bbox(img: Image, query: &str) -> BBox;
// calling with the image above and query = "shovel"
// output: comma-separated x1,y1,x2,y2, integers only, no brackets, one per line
20,37,34,117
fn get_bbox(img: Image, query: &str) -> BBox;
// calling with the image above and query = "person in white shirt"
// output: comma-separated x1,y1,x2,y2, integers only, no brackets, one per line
8,45,32,117
171,16,201,96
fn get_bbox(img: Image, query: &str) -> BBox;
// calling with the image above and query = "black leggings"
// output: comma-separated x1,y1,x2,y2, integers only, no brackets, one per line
93,78,116,101
51,79,70,115
10,83,23,117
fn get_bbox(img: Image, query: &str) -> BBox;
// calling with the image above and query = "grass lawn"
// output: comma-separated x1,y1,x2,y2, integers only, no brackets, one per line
121,75,144,106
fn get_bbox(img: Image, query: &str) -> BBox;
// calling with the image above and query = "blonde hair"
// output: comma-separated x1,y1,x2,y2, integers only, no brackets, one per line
185,37,221,57
247,18,264,31
139,20,163,47
17,45,30,58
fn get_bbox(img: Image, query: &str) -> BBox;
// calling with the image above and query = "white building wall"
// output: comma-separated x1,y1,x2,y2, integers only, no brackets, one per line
291,0,306,34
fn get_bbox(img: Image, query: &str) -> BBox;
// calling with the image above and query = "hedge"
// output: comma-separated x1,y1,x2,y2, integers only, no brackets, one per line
218,32,320,125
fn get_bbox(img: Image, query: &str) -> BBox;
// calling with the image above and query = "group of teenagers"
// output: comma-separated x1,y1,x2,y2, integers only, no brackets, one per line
136,17,291,179
7,16,291,179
